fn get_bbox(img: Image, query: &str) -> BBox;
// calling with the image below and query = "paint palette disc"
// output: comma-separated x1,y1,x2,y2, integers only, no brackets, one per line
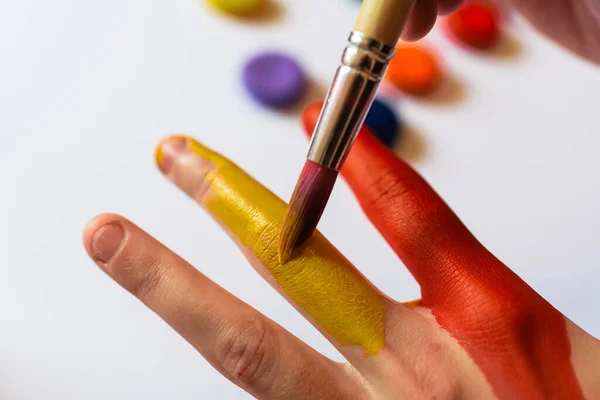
385,45,441,96
446,3,501,49
206,0,264,15
364,99,402,148
242,52,307,109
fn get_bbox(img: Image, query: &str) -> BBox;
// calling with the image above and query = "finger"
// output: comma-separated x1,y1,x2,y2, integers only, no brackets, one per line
302,101,492,309
155,136,394,368
402,0,438,41
83,214,365,400
437,0,463,15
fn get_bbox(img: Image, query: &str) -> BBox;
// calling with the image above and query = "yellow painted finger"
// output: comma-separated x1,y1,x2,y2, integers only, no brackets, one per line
156,135,386,358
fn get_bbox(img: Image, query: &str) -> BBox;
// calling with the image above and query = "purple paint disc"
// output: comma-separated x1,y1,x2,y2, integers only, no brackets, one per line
242,52,307,109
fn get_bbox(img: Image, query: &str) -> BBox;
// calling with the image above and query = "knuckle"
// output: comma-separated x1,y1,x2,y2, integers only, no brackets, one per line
218,317,276,391
252,225,279,264
362,169,450,239
114,251,167,302
131,256,166,301
362,169,418,213
236,219,280,266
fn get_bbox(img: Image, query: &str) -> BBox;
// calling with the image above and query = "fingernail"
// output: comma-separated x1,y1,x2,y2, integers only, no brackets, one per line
155,136,189,174
92,223,125,264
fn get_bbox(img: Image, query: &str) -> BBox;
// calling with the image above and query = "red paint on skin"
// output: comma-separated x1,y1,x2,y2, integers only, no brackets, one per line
302,101,585,399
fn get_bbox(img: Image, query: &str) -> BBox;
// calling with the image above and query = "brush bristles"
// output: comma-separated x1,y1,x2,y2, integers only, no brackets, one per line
278,160,339,263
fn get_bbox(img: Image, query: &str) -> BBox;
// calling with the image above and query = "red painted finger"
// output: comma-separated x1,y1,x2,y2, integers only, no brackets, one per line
302,101,587,398
302,101,487,306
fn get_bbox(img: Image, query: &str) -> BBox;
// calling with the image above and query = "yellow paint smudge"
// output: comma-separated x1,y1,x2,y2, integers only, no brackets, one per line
181,137,385,355
155,146,165,166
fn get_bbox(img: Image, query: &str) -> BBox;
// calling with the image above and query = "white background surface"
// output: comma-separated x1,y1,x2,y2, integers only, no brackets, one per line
1,0,599,398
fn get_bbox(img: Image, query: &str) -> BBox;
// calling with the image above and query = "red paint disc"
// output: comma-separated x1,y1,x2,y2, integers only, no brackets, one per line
446,3,500,49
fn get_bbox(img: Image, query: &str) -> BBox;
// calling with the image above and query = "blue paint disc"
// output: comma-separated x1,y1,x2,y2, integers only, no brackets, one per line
242,52,307,109
364,99,402,148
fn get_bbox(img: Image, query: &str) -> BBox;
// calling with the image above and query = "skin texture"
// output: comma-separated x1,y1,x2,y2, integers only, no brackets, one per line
83,123,600,398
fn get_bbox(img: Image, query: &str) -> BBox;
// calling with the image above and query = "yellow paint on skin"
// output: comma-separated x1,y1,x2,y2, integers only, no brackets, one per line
155,147,165,166
170,137,385,355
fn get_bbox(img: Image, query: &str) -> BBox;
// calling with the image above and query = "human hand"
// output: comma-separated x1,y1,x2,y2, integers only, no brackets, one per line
408,0,600,63
401,0,464,41
506,0,600,63
83,115,600,398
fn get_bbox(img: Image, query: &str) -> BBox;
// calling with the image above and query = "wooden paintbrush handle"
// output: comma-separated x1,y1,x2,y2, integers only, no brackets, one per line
354,0,416,46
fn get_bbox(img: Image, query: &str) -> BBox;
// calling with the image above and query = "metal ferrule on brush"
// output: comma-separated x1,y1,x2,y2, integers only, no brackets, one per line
306,32,395,170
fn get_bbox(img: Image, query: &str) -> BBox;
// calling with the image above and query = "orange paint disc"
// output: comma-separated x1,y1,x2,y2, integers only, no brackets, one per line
385,44,441,96
446,3,500,49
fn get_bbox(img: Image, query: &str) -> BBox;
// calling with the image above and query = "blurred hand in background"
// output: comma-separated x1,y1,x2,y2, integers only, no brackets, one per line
407,0,600,63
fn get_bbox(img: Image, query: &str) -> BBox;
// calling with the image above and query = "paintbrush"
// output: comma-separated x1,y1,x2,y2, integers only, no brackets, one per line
279,0,416,262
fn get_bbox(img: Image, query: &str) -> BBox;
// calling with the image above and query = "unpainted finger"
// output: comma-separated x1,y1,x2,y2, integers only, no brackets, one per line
83,214,366,400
